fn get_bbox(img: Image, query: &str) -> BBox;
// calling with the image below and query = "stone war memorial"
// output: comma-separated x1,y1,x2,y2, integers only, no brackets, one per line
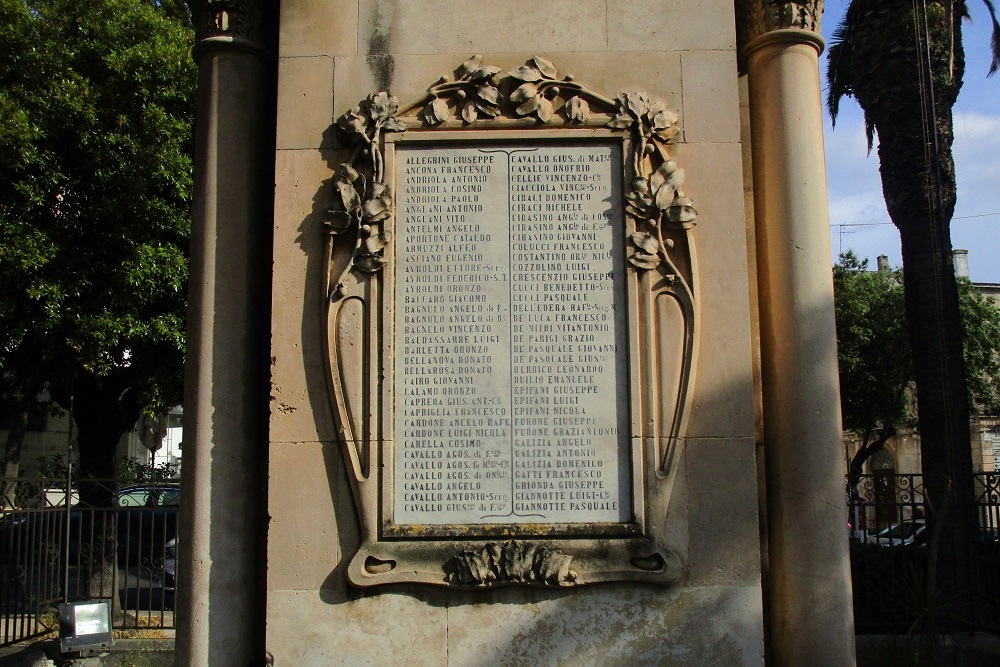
178,1,855,665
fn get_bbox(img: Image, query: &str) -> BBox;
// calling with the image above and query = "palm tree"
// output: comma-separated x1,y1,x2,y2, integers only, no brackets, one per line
827,0,1000,635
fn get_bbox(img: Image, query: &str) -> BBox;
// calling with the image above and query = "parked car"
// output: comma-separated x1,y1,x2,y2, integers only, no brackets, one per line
866,520,926,547
114,483,180,568
163,537,177,594
0,482,180,569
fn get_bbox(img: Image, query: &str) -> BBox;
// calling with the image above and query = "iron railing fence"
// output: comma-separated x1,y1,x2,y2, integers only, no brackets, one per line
849,472,1000,634
0,477,178,646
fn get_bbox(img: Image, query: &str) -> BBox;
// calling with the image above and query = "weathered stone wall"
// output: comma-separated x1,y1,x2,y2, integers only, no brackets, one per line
267,1,761,663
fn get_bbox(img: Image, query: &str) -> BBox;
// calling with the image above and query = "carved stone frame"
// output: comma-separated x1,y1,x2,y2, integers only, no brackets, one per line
323,57,699,588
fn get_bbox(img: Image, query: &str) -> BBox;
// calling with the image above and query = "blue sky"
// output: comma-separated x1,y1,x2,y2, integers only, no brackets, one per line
821,1,1000,282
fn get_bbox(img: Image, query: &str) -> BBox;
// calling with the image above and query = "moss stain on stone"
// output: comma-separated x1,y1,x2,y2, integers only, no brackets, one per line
366,2,395,93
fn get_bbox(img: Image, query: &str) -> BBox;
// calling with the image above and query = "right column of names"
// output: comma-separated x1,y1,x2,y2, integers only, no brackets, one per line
508,144,630,524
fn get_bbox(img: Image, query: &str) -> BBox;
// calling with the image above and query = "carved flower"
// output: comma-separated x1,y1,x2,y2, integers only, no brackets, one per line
336,92,406,143
647,100,679,141
607,90,680,142
336,106,370,145
367,92,407,132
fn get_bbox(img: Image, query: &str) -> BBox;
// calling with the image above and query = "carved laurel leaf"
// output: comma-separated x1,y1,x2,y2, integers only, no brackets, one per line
383,117,407,132
540,551,573,584
470,66,501,82
333,178,361,214
425,97,451,124
515,95,540,116
362,197,392,223
324,209,353,235
624,90,650,118
607,113,633,130
536,97,554,123
655,124,681,141
532,55,557,79
363,230,390,255
445,540,578,587
477,85,500,105
461,100,479,124
666,167,685,190
649,103,678,133
476,101,502,117
630,231,661,255
649,162,673,193
565,96,589,122
459,54,482,79
631,177,651,195
667,197,698,224
339,163,361,183
625,188,655,219
629,252,662,270
509,65,543,82
336,107,369,143
654,183,675,211
355,254,388,273
510,82,538,104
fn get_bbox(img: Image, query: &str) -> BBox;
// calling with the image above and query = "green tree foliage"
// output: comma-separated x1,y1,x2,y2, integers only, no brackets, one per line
0,0,195,487
836,251,1000,484
957,278,1000,415
834,253,912,487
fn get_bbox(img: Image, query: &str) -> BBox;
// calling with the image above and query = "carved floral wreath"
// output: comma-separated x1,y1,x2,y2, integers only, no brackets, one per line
324,55,697,302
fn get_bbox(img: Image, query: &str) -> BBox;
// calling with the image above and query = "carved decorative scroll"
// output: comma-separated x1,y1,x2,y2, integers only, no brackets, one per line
322,57,700,588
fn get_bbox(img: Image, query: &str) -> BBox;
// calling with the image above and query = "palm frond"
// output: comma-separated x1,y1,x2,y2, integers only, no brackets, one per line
825,17,855,126
981,0,1000,74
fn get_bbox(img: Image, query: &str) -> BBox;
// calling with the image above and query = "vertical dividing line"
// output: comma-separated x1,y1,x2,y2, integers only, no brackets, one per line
506,149,516,516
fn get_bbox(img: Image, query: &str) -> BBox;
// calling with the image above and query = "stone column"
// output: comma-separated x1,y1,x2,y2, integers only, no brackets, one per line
176,3,275,665
737,2,856,664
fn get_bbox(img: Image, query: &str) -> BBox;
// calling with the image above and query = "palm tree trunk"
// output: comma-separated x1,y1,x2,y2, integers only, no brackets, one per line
877,102,979,630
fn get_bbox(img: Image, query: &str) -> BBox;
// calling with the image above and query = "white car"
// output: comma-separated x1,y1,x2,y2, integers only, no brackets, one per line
866,521,926,547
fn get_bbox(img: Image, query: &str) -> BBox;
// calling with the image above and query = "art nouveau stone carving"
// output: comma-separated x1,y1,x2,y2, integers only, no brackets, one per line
322,57,700,588
735,0,823,60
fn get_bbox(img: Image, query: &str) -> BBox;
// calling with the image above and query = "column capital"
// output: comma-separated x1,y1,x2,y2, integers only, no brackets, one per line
186,0,273,60
735,0,824,72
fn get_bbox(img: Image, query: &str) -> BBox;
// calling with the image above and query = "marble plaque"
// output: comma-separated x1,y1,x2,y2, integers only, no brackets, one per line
393,141,631,529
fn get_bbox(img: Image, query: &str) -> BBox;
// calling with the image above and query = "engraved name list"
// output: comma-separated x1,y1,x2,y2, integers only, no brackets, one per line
393,142,631,530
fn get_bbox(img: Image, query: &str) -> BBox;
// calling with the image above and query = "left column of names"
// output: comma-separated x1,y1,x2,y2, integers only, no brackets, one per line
394,147,514,525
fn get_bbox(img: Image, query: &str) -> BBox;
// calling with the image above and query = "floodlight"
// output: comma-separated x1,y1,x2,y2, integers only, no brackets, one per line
58,600,113,656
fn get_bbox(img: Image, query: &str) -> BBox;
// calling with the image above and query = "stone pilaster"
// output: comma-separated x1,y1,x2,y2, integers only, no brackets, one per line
176,2,275,665
737,1,857,664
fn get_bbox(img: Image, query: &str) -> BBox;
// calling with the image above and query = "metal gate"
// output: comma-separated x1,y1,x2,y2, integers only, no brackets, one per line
0,477,178,646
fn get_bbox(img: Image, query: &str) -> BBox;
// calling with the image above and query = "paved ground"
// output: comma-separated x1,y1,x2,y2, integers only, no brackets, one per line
0,639,173,666
1,634,999,665
856,634,1000,666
